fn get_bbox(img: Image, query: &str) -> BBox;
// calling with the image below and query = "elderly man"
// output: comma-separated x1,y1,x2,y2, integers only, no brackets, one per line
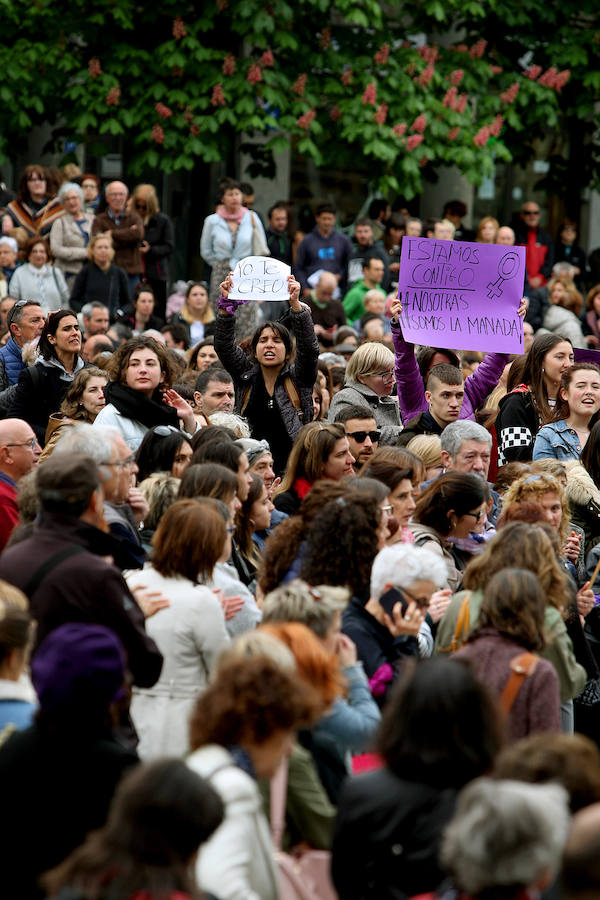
515,200,554,289
91,181,144,295
305,272,346,346
438,420,500,526
194,369,235,417
342,253,386,322
53,424,148,570
0,418,41,549
0,299,45,389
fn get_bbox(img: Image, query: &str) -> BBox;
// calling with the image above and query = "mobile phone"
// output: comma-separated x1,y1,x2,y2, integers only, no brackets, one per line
379,586,408,618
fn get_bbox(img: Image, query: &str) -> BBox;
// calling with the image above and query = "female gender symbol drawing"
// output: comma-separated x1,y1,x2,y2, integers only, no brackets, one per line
486,251,520,299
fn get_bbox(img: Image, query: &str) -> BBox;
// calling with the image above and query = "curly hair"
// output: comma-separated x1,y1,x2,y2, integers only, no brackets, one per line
462,521,569,613
188,656,320,750
59,366,107,420
299,494,381,601
106,335,180,390
258,481,350,595
502,472,569,546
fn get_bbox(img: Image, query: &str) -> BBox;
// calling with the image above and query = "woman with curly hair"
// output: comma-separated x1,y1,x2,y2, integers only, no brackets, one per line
93,335,198,450
274,421,355,516
187,654,320,900
435,522,587,709
41,365,108,460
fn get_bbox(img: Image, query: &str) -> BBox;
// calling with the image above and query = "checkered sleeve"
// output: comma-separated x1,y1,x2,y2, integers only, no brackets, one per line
495,391,537,464
497,425,533,466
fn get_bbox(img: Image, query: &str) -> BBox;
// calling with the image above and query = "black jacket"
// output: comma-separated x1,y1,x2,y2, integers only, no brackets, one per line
397,409,442,446
214,305,319,444
332,768,457,900
494,387,539,464
9,361,87,445
69,261,130,317
0,511,163,688
140,211,175,283
0,723,137,900
168,311,216,345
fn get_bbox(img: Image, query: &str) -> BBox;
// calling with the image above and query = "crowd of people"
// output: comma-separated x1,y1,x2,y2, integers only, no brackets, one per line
2,166,600,899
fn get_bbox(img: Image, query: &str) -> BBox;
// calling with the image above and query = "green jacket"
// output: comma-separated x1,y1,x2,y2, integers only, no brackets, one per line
434,588,587,703
342,279,385,321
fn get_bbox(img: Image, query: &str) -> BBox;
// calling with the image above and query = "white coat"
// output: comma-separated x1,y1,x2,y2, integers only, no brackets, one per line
200,210,266,268
93,403,147,451
126,567,230,759
187,744,280,900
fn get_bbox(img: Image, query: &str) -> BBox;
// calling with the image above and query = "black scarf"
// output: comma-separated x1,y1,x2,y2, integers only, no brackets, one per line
104,381,179,430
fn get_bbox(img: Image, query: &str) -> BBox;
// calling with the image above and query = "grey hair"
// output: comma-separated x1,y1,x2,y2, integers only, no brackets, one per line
215,631,296,674
441,778,570,895
58,181,84,205
370,544,447,600
440,420,492,459
262,579,349,639
53,423,119,466
208,412,251,439
81,301,109,319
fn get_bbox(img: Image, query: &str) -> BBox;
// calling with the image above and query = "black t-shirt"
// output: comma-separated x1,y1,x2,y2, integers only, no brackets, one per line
244,376,293,476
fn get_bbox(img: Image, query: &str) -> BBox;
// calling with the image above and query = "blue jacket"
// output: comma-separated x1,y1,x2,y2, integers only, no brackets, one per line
0,337,24,388
533,419,585,462
295,227,353,293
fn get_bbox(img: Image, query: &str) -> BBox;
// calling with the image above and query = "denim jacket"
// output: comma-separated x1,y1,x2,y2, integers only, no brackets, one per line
532,419,585,462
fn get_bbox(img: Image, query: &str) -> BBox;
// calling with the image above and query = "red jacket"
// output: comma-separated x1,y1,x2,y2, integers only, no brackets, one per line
0,474,18,551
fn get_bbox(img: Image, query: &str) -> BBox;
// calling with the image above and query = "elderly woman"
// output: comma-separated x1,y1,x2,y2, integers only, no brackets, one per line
8,236,69,313
49,182,94,285
187,653,319,900
423,779,569,900
327,341,402,442
216,273,319,476
93,335,198,450
0,164,64,238
69,233,130,318
331,658,504,900
126,499,231,758
130,183,174,321
342,542,448,703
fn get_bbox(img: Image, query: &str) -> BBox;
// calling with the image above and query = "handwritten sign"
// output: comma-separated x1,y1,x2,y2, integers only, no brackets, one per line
397,238,525,353
230,256,291,302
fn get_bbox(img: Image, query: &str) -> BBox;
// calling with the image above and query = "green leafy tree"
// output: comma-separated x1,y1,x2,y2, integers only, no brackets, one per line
0,0,594,197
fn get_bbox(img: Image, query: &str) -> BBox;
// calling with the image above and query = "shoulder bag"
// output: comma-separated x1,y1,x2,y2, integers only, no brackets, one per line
251,212,271,257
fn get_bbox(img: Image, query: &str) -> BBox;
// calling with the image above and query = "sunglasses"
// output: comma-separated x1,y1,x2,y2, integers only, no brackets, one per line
346,430,381,443
154,425,180,437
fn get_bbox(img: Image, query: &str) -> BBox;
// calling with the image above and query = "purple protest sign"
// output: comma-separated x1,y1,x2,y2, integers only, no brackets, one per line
397,237,525,353
574,348,600,366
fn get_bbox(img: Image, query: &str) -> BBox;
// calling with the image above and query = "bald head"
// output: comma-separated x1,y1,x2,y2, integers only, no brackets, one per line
105,181,128,214
0,418,41,481
315,272,338,303
496,226,515,246
563,802,600,899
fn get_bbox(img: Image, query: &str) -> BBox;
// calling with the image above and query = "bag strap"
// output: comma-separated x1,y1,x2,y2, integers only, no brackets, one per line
450,592,471,653
23,544,86,598
498,652,539,716
270,757,289,852
251,212,258,233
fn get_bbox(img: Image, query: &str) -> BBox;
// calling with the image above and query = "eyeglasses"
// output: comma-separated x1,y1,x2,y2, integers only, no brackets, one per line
101,455,136,469
135,203,147,210
379,504,393,514
154,425,180,437
226,526,236,534
27,175,46,182
6,299,30,328
347,430,381,443
5,438,38,451
523,208,540,215
371,370,395,383
465,509,484,523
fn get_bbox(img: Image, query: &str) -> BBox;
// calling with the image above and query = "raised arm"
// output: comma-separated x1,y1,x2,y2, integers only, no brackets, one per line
213,272,254,382
287,277,319,388
389,297,427,422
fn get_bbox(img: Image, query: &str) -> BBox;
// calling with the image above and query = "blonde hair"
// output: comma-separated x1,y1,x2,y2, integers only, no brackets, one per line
346,341,394,382
406,434,443,470
88,232,114,262
215,631,296,674
131,183,159,219
502,473,570,545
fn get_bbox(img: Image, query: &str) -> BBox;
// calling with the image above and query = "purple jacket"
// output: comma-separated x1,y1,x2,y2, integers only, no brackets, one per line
390,320,508,424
